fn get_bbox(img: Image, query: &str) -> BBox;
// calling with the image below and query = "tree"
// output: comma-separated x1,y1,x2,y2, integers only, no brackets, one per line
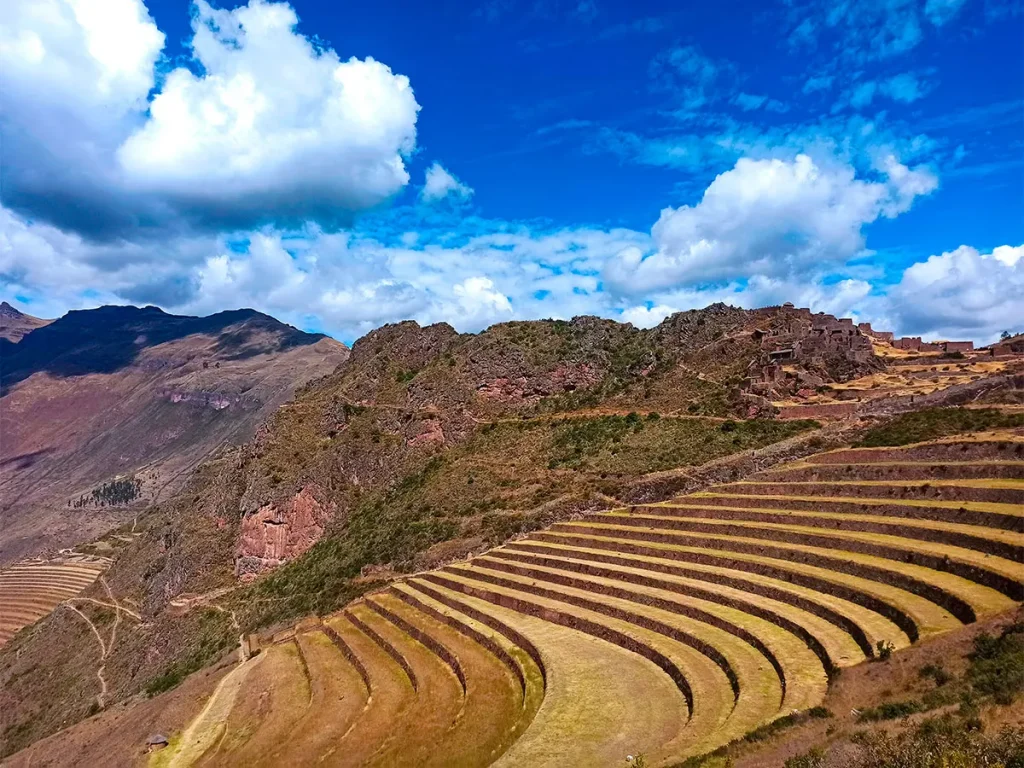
1001,330,1013,340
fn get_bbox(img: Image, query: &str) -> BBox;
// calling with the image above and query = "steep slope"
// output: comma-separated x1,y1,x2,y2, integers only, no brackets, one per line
6,302,1016,759
0,301,51,343
0,304,843,756
0,305,349,564
4,427,1021,767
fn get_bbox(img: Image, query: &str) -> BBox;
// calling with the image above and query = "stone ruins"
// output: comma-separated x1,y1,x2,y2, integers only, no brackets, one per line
742,304,978,404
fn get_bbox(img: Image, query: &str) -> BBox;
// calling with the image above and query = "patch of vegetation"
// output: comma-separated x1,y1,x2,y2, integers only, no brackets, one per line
785,748,824,768
70,476,142,508
846,719,1024,768
876,639,896,660
968,621,1024,704
857,699,924,722
239,413,816,630
919,663,952,687
857,407,1024,447
144,609,234,696
547,415,815,473
672,707,835,767
851,620,1024,729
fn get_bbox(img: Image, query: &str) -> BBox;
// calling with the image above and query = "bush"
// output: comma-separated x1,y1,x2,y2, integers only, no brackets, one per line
919,663,952,687
848,719,1024,768
876,639,896,660
857,699,924,722
857,408,1024,447
785,748,824,768
968,622,1024,705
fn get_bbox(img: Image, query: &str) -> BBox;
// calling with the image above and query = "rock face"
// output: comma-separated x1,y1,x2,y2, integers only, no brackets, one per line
235,487,334,579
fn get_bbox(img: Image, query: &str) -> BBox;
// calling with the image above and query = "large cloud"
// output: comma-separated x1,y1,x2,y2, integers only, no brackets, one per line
0,0,167,236
118,0,419,228
604,153,937,296
876,244,1024,341
0,0,420,236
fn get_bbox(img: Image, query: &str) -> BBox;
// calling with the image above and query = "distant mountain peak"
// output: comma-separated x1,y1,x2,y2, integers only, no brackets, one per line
0,300,25,318
0,302,50,343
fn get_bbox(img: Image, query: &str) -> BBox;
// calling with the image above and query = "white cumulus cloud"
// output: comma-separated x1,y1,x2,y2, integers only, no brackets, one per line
604,153,937,297
876,244,1024,342
421,163,475,202
118,0,420,228
0,0,420,235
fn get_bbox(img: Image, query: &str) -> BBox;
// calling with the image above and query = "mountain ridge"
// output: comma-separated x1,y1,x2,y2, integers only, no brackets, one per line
0,304,349,565
0,301,51,343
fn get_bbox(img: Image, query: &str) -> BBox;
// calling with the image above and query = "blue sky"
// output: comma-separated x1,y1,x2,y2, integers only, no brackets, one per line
0,0,1021,343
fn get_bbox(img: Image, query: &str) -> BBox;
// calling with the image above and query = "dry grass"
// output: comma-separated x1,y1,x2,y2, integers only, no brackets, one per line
367,591,525,767
488,545,869,668
406,579,695,768
26,434,1023,768
645,501,1024,553
321,613,417,766
566,517,1018,619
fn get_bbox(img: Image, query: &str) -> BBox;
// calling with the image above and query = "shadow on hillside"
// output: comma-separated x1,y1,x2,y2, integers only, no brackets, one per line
0,305,325,395
0,448,55,471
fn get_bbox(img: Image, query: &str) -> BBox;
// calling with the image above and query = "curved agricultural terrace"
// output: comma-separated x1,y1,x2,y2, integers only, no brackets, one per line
0,557,108,647
166,434,1023,767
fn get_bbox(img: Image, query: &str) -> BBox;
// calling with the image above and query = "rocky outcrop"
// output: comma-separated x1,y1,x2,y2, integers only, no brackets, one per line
235,486,334,580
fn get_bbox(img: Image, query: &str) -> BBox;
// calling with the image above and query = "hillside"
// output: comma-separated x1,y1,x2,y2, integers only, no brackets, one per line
0,305,349,564
0,301,51,343
4,422,1022,767
1,303,1021,764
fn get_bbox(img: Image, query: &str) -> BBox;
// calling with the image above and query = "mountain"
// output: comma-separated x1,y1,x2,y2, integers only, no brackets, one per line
2,301,1020,760
0,305,349,564
0,301,51,343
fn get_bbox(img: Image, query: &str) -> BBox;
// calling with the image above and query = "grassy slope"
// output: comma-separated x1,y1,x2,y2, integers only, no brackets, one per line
677,609,1024,768
240,414,814,628
0,305,892,756
857,407,1024,448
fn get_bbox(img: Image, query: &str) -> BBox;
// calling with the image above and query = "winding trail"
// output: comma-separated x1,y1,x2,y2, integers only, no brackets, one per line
60,577,141,710
63,604,109,708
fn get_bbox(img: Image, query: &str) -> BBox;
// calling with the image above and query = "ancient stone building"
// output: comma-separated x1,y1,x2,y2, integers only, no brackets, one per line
940,340,974,353
742,306,877,401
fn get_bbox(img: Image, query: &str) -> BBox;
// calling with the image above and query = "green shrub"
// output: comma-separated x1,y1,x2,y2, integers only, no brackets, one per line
857,699,923,722
785,747,824,768
144,609,234,695
919,663,952,687
848,719,1024,768
857,408,1024,447
968,622,1024,705
876,639,896,660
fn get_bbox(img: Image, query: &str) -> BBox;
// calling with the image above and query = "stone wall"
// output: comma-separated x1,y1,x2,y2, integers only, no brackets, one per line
941,341,974,353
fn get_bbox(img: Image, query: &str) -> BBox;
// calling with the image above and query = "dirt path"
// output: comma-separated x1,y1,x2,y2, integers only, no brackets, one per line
63,603,109,708
168,587,247,662
162,653,265,768
61,577,141,710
